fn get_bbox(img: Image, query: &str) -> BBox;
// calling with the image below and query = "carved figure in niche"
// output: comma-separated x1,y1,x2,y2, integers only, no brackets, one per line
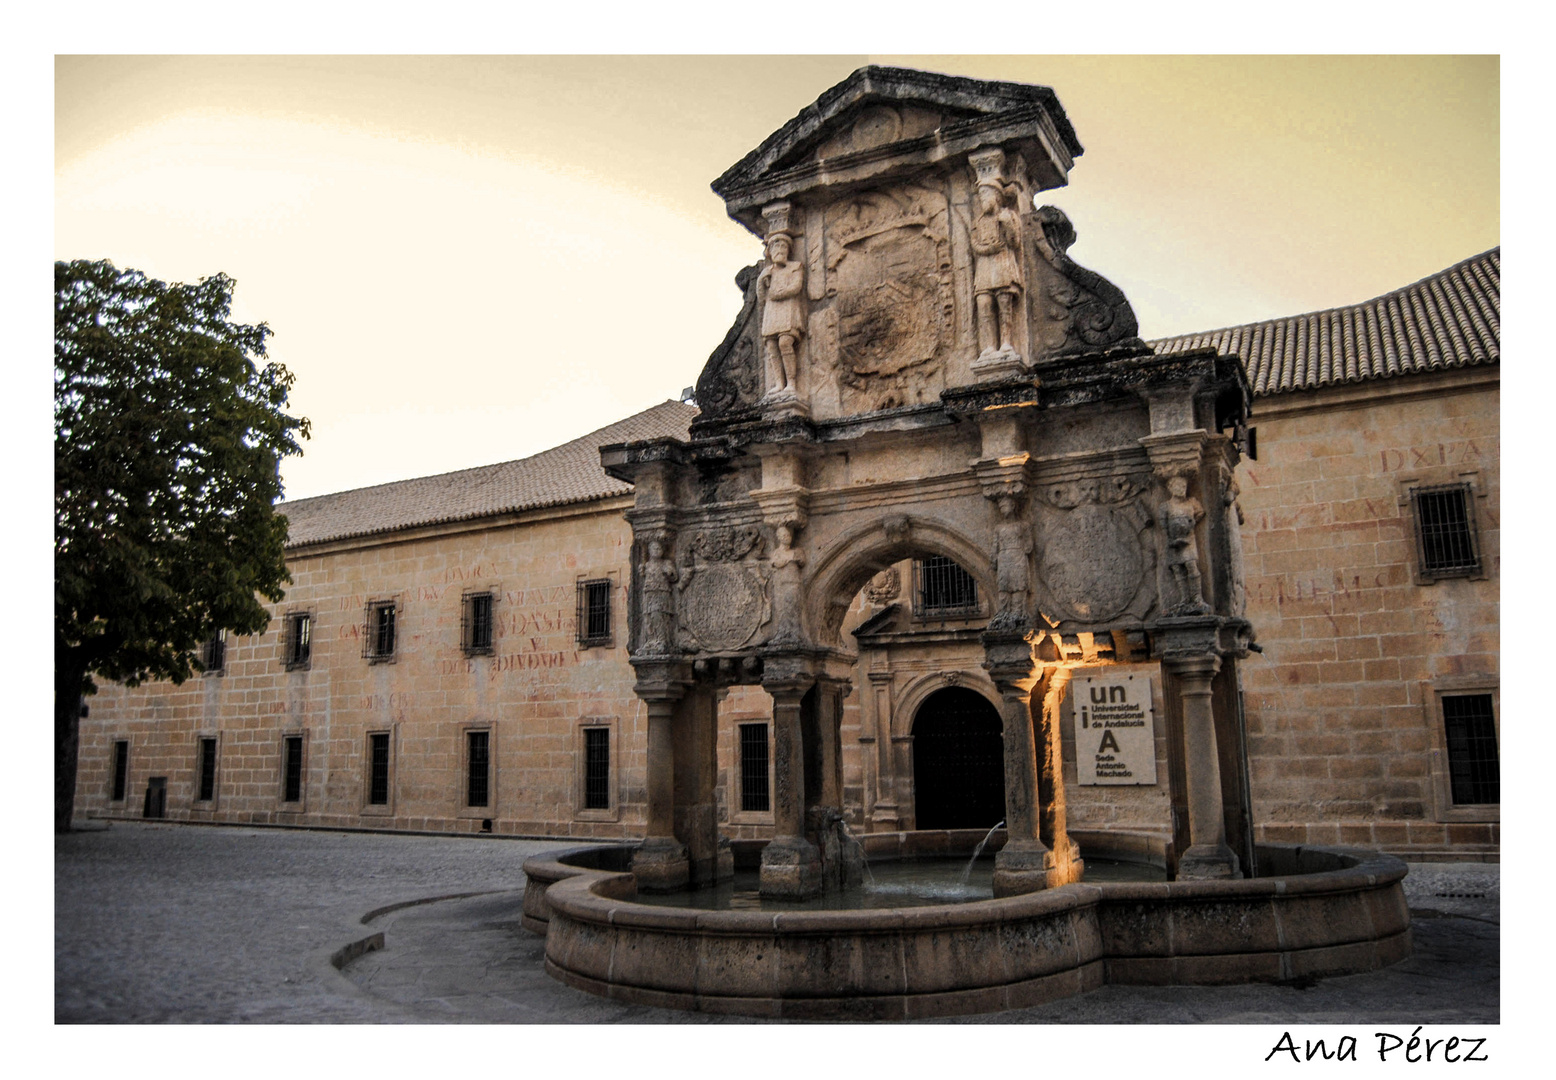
639,540,680,653
992,495,1034,625
1224,477,1248,616
759,231,806,399
1159,474,1210,615
971,180,1024,359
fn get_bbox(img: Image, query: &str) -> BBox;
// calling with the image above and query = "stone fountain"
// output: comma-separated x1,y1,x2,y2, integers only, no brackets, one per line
521,66,1411,1018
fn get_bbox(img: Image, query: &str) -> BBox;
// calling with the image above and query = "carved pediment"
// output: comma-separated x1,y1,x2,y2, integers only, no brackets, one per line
712,66,1083,236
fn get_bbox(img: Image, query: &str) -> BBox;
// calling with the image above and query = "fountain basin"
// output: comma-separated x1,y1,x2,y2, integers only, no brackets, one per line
521,830,1410,1020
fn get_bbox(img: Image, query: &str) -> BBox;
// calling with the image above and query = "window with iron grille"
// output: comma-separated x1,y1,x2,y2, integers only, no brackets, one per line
283,736,304,803
1442,694,1499,804
583,727,610,809
368,732,391,805
913,556,980,617
111,740,129,802
739,723,771,812
577,579,612,647
462,591,495,656
1411,483,1481,578
284,613,312,670
197,737,217,802
202,629,227,673
365,601,397,662
467,730,490,808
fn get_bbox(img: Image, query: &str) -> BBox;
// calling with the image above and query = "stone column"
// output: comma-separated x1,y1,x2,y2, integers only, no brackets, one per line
984,632,1048,896
760,678,822,898
673,682,731,885
1034,666,1081,883
632,691,690,891
1164,653,1241,879
867,671,901,831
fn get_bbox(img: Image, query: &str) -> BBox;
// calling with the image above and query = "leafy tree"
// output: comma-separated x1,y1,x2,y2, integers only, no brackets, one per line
55,260,309,831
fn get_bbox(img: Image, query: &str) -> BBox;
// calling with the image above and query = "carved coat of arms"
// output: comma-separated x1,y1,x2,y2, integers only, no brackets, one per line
677,526,771,652
1034,476,1155,626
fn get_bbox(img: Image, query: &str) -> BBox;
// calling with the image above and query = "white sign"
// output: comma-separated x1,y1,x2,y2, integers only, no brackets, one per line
1073,673,1158,786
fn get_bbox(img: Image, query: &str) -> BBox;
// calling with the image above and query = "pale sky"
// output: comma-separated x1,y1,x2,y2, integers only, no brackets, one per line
55,55,1498,502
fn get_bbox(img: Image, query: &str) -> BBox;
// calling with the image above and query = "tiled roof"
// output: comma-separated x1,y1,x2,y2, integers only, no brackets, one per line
280,400,698,548
1149,248,1499,397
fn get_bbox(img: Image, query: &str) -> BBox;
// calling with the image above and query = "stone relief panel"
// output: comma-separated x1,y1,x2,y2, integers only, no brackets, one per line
808,104,951,163
676,526,771,653
819,180,954,413
1032,473,1156,627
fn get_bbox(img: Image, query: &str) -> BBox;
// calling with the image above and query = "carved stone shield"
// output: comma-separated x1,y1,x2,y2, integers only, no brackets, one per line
1039,503,1145,623
680,564,769,651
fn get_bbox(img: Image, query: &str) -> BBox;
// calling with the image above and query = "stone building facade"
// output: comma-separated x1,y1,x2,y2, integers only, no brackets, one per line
73,70,1498,864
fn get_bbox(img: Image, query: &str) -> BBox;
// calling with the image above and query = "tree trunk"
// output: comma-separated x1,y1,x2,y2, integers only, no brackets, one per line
56,653,88,833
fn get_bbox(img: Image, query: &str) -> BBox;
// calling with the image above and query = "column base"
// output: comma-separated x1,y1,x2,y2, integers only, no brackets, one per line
1176,842,1242,881
993,840,1085,897
758,835,823,900
631,836,690,893
869,802,902,832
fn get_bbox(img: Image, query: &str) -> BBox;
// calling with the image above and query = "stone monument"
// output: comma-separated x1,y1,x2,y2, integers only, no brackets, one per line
602,66,1256,898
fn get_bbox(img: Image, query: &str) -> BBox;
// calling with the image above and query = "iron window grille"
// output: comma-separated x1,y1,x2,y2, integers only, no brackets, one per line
1411,483,1482,578
368,733,391,805
201,629,227,673
583,727,611,810
197,737,217,802
461,591,495,656
364,600,398,663
467,730,491,808
283,613,312,670
111,740,129,802
1442,693,1499,805
283,736,304,803
739,723,771,813
577,579,613,647
913,556,980,618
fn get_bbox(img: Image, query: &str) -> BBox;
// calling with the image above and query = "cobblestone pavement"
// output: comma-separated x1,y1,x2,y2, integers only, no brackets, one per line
57,822,1499,1024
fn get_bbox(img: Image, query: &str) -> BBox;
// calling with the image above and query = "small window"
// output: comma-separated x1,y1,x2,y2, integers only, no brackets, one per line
739,722,771,812
577,579,612,647
583,727,610,809
364,601,397,663
913,556,979,617
111,740,129,802
467,730,491,807
1442,694,1499,805
201,629,227,673
1412,483,1481,578
368,732,391,805
284,613,312,670
283,736,304,803
197,737,218,802
462,591,495,656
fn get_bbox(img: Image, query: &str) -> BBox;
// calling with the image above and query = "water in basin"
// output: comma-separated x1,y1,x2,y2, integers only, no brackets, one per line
632,856,1165,912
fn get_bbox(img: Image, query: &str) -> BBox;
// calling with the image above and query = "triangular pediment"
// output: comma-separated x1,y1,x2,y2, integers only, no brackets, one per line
712,66,1083,233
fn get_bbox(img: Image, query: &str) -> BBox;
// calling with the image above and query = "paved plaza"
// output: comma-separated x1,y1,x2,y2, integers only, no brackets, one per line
56,821,1500,1024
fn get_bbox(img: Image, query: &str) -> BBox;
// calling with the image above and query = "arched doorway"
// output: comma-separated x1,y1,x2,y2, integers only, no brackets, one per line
911,687,1005,830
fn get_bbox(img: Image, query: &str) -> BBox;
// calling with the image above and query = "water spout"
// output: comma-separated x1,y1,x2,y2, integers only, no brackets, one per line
836,819,875,884
960,820,1005,884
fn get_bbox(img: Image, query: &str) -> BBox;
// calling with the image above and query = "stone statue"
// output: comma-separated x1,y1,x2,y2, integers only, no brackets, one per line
971,181,1023,359
759,231,806,399
639,539,679,652
993,495,1033,624
768,523,807,645
1224,477,1248,616
1159,474,1210,615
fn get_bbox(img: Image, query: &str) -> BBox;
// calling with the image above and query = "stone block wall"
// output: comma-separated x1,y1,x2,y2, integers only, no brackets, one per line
1234,371,1499,858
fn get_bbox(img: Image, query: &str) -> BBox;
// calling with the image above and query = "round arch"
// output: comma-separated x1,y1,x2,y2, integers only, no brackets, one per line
910,686,1006,830
803,514,996,647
